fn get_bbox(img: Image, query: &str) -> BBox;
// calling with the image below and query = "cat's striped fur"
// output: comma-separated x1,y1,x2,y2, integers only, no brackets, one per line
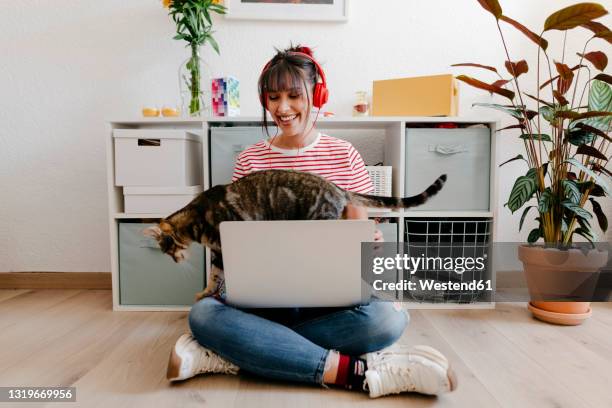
144,169,446,299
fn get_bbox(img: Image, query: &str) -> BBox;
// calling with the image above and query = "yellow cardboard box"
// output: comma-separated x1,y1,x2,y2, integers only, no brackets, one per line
372,74,459,116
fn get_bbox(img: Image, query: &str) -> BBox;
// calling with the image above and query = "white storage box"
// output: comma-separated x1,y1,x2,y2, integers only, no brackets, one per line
366,166,392,197
114,129,202,186
123,185,203,214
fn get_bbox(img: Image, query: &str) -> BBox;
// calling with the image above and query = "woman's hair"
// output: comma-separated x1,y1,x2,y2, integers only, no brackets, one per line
258,44,320,139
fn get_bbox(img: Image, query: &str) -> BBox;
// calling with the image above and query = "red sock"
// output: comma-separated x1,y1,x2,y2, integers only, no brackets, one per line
332,354,367,391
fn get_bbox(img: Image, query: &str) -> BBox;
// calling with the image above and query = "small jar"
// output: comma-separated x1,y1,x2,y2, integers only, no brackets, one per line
352,91,369,116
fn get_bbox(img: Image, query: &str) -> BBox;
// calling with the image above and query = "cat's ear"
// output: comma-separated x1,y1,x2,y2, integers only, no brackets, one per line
143,226,162,240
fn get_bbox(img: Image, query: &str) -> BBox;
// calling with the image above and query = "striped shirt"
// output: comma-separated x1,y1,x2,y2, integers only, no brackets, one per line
232,133,374,194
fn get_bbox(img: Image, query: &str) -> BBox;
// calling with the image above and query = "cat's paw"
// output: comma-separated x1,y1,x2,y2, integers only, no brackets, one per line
195,289,214,301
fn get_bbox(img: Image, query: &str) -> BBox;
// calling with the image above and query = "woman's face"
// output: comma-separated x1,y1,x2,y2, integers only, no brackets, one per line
266,82,313,138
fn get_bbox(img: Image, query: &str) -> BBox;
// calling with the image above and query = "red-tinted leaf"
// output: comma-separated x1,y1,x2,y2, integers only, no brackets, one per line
593,73,612,85
451,63,499,73
553,90,569,105
555,61,575,80
456,75,515,100
557,77,572,95
524,93,554,107
505,60,529,78
575,111,612,120
581,21,612,44
492,79,511,88
500,15,549,50
592,163,612,177
568,172,578,180
575,123,612,142
577,51,608,70
496,123,526,132
581,20,610,34
544,3,608,32
477,0,502,19
596,30,612,43
576,145,608,160
525,110,539,120
540,64,586,89
556,111,581,119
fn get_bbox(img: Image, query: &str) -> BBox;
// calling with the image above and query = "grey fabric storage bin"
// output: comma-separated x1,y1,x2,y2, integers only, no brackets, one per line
119,222,204,306
210,126,276,186
405,128,491,211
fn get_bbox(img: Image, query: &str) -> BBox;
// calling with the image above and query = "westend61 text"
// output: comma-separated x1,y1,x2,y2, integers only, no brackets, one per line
371,254,486,275
373,279,493,292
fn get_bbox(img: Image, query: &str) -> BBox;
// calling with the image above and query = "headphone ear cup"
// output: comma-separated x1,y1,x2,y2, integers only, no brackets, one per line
312,83,328,108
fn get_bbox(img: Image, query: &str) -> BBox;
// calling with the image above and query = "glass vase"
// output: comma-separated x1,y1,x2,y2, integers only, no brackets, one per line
179,45,210,117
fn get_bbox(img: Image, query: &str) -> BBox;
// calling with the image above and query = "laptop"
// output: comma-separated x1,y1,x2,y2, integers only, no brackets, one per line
219,220,375,308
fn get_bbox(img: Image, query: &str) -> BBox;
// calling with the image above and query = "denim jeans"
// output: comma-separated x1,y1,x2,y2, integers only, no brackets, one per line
188,298,409,384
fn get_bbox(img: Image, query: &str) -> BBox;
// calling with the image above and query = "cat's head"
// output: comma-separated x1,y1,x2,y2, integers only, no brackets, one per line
143,220,191,263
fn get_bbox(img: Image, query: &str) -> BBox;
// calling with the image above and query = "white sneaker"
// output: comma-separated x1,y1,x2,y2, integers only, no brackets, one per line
364,344,457,397
167,333,239,381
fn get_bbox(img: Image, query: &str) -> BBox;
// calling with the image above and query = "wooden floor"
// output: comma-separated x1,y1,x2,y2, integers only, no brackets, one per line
1,290,611,408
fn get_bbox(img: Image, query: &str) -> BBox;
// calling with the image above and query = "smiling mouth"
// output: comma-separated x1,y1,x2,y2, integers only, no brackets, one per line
278,114,298,125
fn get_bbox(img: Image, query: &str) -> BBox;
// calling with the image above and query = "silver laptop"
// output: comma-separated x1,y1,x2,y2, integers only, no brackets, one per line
219,220,375,308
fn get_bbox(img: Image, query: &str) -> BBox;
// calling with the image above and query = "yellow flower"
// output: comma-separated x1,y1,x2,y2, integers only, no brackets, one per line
212,0,223,4
162,0,172,9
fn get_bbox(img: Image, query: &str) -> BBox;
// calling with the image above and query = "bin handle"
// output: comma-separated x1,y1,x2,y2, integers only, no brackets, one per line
430,144,467,155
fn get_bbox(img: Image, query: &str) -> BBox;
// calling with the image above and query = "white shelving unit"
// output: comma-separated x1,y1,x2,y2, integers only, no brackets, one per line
108,116,499,311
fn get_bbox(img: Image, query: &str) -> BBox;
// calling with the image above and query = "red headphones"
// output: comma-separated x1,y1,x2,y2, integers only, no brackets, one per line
259,51,329,109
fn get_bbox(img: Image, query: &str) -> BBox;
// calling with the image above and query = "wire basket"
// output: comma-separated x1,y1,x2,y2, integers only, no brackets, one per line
365,166,392,197
404,217,493,304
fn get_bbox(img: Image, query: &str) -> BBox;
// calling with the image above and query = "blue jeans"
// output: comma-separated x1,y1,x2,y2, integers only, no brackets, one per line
189,298,409,384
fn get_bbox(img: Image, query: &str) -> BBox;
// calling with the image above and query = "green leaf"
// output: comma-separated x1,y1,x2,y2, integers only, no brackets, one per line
507,176,537,213
527,228,541,243
208,36,220,54
562,200,593,220
539,106,556,124
563,180,581,203
574,229,595,246
566,128,595,146
520,133,552,141
564,158,612,196
499,154,526,167
583,79,612,130
562,217,569,233
473,103,524,119
538,189,553,213
544,3,608,31
519,206,536,231
589,198,608,231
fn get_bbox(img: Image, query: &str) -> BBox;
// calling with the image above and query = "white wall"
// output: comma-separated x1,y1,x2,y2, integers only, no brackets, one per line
0,0,609,272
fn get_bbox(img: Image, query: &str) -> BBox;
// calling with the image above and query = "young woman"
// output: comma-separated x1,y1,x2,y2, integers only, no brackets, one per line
166,46,457,398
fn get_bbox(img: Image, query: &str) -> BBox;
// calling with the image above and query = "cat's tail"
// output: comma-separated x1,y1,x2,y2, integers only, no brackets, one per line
348,174,447,209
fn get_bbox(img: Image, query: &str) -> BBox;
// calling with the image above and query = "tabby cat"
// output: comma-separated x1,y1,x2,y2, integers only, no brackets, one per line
144,169,446,300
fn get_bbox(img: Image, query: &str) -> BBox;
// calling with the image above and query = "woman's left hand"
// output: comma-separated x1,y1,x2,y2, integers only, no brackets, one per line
374,229,384,242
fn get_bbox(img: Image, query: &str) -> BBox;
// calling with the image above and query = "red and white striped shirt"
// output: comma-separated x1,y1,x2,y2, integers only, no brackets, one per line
232,133,374,194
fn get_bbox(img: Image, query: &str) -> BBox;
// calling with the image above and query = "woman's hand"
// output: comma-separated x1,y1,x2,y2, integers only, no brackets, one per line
345,203,384,242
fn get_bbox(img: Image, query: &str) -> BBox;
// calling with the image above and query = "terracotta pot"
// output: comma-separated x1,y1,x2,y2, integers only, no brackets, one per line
518,245,608,325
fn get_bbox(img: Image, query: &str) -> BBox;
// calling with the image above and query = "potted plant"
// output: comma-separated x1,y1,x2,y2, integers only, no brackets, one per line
163,0,226,116
453,1,611,325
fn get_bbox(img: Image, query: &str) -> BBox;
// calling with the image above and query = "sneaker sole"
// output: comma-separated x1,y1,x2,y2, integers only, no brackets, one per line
166,346,183,381
410,345,457,392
